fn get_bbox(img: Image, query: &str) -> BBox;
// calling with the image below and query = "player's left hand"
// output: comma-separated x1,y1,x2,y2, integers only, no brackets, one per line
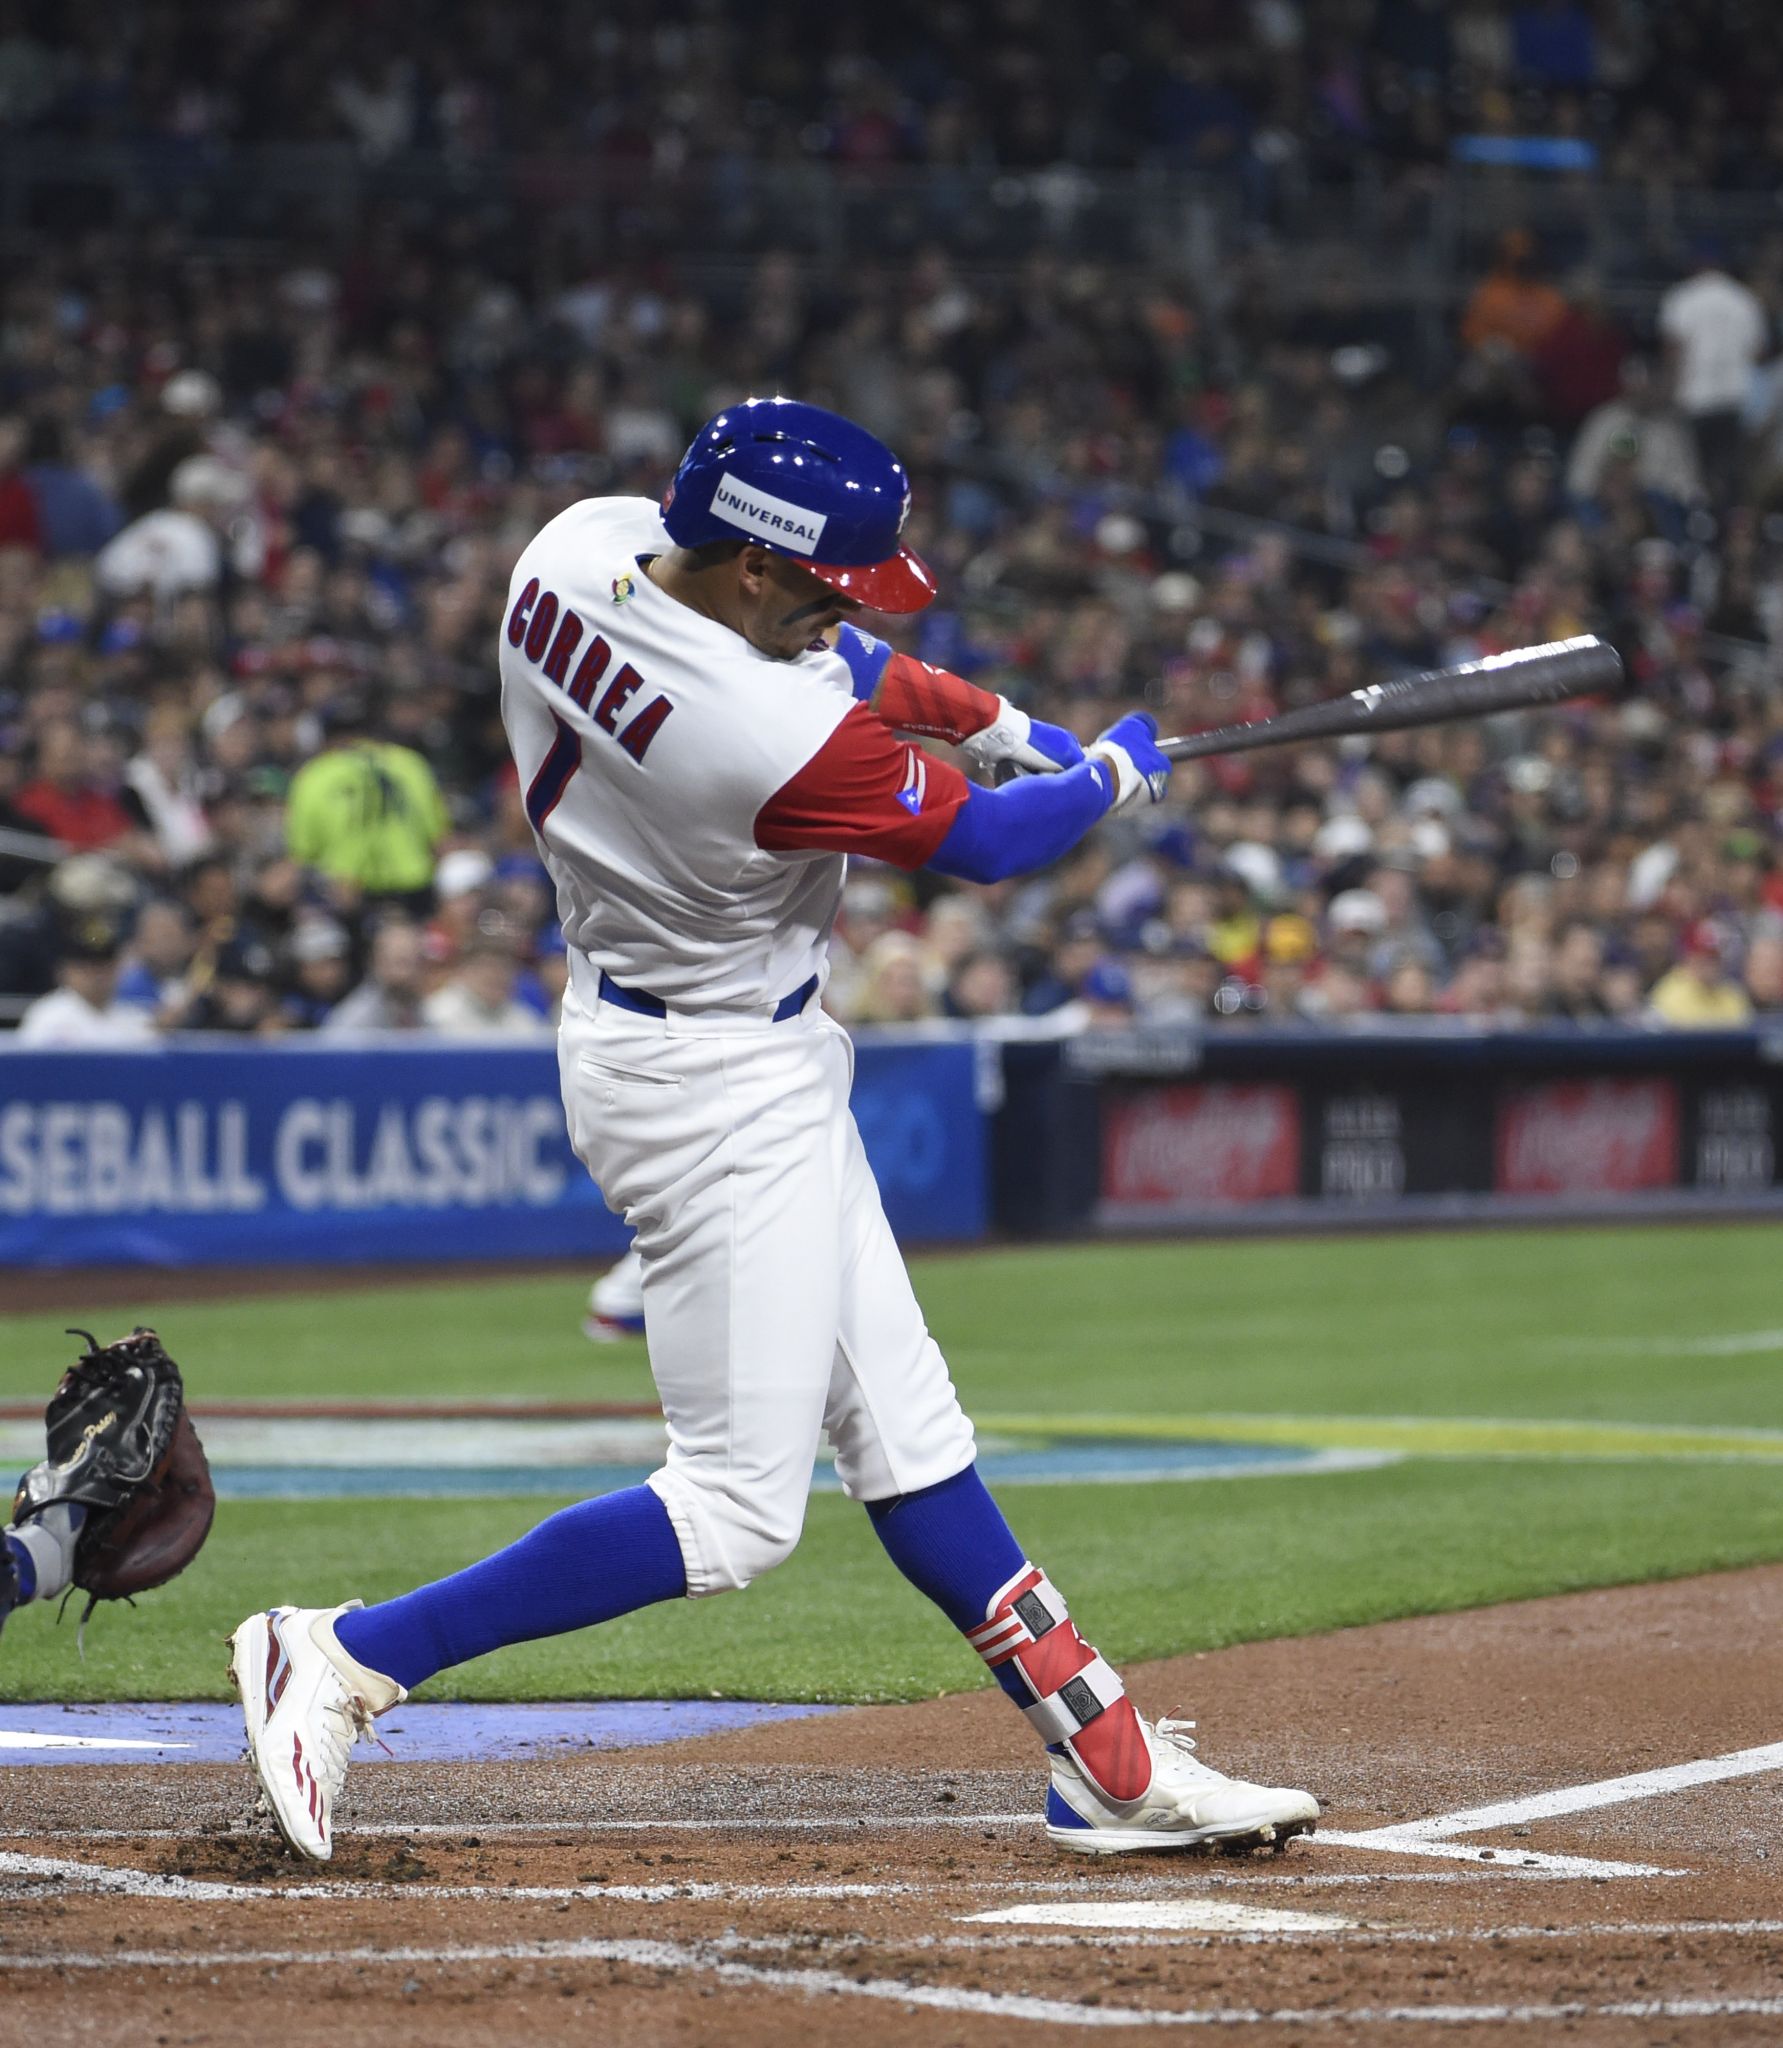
960,699,1085,777
11,1327,215,1637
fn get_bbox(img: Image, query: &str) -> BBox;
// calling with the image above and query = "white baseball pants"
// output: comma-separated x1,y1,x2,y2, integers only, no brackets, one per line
557,980,977,1596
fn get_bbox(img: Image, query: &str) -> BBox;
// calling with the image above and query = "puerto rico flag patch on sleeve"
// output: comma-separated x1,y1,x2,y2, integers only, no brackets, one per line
896,749,929,816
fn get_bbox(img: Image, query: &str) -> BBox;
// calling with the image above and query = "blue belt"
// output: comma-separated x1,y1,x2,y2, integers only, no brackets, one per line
598,969,819,1024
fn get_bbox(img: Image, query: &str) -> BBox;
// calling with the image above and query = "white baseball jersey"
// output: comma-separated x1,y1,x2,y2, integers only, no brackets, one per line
499,496,969,1011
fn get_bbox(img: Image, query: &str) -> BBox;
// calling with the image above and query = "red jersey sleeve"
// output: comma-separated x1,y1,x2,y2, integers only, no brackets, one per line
754,703,972,871
874,650,1000,744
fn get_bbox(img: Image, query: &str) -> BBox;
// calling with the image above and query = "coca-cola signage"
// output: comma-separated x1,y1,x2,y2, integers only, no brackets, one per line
1495,1079,1679,1195
1102,1084,1301,1211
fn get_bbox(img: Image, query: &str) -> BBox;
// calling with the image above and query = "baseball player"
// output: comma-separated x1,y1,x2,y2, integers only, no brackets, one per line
229,398,1318,1862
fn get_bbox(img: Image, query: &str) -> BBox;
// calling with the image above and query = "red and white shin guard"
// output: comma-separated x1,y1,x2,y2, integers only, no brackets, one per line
966,1563,1151,1803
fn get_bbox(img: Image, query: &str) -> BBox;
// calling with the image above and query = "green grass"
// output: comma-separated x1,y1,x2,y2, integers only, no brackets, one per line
3,1224,1781,1702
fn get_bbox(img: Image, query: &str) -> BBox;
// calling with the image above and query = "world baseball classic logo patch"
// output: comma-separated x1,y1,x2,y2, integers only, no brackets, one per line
711,474,827,554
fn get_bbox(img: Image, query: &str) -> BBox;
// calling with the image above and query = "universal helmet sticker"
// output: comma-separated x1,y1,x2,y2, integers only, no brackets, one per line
710,473,827,555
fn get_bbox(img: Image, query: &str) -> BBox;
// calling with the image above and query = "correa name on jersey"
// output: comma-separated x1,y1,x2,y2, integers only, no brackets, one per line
506,576,675,777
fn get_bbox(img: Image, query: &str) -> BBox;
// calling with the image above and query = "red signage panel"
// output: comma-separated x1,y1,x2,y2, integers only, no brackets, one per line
1102,1084,1300,1211
1495,1079,1679,1195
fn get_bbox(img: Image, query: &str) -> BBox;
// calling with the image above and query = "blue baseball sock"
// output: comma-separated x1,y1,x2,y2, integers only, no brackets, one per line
333,1484,686,1692
866,1464,1032,1706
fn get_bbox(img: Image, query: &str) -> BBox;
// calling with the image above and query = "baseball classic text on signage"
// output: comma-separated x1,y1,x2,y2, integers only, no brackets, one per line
0,1040,987,1265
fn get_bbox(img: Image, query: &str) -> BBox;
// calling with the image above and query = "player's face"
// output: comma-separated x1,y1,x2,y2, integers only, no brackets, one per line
740,550,863,659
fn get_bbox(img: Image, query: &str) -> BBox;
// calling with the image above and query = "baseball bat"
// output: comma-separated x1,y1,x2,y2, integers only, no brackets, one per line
1155,636,1622,763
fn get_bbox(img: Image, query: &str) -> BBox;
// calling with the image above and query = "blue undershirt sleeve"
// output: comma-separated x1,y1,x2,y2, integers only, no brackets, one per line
834,621,893,700
927,760,1115,884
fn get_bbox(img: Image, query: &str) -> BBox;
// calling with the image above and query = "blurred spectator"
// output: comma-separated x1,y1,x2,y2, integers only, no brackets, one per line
1254,915,1320,1022
827,874,906,1017
123,708,214,866
943,949,1018,1020
1022,909,1107,1015
1460,231,1567,359
115,899,195,1017
1323,890,1388,991
1533,275,1628,428
0,415,41,552
1077,959,1139,1028
1647,923,1755,1027
1657,246,1769,501
122,371,223,521
425,848,497,976
1439,932,1512,1020
23,418,122,559
1544,920,1614,1021
181,935,282,1034
848,932,936,1025
285,697,448,910
282,917,355,1029
1746,930,1783,1012
1381,958,1437,1014
15,918,156,1047
320,921,429,1034
94,456,250,602
13,722,137,853
421,930,550,1037
1566,359,1703,512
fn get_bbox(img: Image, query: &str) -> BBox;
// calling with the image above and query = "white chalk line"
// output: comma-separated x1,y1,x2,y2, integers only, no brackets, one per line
0,1850,1032,1905
1352,1738,1783,1841
2,1934,1781,2029
970,1901,1353,1934
0,1850,1580,1907
1311,1736,1783,1879
0,1810,1042,1842
6,1895,1779,1952
938,1919,1783,1949
24,1734,1777,1857
15,1736,1775,1904
1548,1329,1783,1358
0,1732,192,1752
1312,1833,1678,1878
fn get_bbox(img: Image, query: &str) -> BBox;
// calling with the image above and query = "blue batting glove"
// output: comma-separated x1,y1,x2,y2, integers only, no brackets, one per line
1088,712,1172,811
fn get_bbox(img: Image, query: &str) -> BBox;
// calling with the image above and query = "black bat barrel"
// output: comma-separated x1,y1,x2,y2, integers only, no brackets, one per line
1158,636,1623,763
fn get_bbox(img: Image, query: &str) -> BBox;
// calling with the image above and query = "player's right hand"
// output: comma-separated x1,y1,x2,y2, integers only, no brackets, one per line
1088,713,1172,812
960,700,1085,777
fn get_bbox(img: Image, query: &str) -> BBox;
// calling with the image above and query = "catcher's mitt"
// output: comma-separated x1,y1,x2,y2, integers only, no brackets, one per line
11,1327,215,1624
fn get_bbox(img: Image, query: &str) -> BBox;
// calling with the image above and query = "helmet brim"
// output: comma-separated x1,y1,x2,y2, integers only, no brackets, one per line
806,546,938,614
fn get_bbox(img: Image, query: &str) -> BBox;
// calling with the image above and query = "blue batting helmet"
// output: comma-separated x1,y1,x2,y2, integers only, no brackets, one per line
661,396,936,614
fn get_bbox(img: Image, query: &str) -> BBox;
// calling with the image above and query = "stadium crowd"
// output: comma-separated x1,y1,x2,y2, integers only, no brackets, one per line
4,6,1783,1043
2,1,1781,198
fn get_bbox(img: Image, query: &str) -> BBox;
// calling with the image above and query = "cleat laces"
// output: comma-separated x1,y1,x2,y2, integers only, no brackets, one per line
1146,1716,1231,1790
315,1688,385,1803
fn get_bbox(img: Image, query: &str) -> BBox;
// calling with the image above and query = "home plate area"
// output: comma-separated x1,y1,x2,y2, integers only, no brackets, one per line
4,1569,1781,2046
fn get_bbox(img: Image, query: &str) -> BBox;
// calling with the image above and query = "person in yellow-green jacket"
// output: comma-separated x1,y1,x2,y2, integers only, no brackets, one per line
285,696,449,913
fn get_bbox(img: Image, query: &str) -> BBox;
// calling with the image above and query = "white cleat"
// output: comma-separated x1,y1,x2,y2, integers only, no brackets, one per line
227,1603,405,1862
1046,1716,1318,1854
583,1249,646,1342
